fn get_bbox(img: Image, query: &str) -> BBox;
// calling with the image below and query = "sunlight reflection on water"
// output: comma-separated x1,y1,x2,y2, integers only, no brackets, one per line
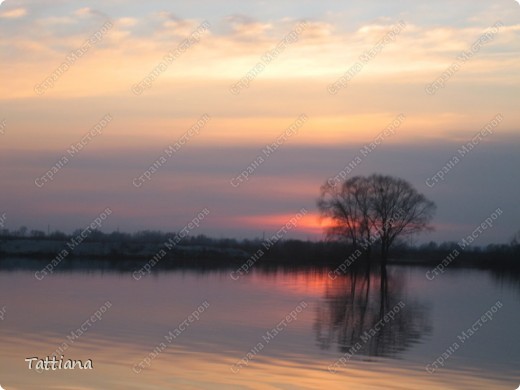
0,265,518,389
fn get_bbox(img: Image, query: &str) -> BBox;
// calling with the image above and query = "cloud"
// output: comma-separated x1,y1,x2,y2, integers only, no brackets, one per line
37,16,76,25
1,141,519,243
1,9,519,101
225,14,272,38
118,17,138,28
0,7,27,18
299,21,334,41
163,18,204,36
74,7,92,17
73,7,108,19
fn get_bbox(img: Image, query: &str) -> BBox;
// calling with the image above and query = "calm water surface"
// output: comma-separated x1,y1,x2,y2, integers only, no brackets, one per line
0,264,518,389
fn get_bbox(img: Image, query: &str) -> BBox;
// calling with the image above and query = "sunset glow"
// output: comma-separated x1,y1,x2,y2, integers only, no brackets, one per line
1,0,519,242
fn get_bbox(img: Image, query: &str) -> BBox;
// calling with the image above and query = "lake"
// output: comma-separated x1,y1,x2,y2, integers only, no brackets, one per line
0,263,518,389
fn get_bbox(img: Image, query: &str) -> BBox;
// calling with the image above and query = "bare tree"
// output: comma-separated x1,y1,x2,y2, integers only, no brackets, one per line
318,177,370,249
318,174,436,267
369,175,436,265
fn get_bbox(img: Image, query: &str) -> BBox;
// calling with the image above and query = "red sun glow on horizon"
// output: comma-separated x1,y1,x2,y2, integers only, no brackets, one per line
233,212,335,238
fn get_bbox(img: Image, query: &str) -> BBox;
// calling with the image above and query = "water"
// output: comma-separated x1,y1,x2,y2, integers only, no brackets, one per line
0,264,518,389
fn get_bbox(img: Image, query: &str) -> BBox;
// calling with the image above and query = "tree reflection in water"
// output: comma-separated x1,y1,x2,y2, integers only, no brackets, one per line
314,266,432,358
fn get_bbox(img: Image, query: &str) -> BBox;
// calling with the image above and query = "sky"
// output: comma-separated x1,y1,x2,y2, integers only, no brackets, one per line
0,0,519,245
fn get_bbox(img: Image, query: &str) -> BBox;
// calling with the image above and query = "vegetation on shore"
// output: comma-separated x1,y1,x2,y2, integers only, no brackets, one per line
0,228,518,270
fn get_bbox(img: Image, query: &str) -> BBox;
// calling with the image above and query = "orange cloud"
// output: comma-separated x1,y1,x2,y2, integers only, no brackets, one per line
0,7,27,18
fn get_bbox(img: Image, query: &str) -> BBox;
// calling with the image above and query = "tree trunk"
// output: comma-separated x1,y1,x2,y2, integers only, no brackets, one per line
380,240,389,269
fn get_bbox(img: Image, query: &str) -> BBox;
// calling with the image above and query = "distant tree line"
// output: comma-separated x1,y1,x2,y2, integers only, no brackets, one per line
0,227,518,269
